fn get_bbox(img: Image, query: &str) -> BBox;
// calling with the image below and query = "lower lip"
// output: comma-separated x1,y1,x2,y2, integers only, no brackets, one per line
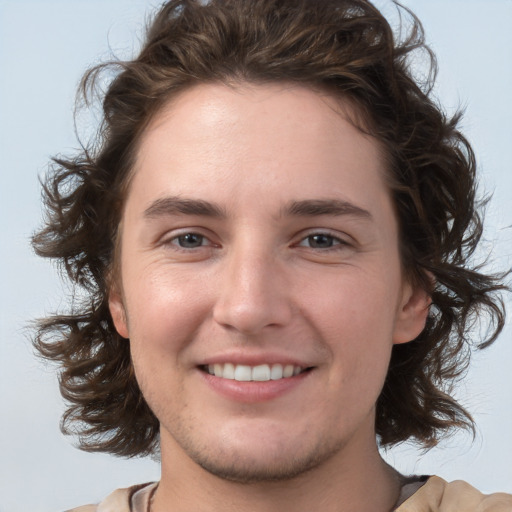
199,369,312,403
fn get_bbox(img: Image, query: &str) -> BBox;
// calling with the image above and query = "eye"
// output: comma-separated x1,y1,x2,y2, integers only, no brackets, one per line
172,233,207,248
299,233,344,249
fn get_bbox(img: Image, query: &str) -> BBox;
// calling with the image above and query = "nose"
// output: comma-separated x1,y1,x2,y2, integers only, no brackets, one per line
212,247,293,335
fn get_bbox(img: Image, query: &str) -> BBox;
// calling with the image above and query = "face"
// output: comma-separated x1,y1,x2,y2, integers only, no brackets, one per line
110,83,429,482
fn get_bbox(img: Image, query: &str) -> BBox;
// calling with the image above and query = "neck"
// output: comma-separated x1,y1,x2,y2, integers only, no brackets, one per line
152,427,402,512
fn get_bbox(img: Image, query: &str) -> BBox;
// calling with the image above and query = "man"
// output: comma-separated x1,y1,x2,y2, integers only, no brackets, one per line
33,0,511,510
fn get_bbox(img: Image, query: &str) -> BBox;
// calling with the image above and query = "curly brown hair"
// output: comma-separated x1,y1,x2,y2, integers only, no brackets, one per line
33,0,507,458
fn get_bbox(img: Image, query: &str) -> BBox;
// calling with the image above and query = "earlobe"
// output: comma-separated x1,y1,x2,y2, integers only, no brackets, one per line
109,288,130,339
393,281,431,345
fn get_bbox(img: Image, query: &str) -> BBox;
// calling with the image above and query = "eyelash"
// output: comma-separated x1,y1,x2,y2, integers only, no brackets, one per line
296,232,349,250
164,230,350,252
166,232,212,250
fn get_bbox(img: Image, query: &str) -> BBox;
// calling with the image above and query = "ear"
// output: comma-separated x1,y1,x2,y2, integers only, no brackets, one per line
109,286,130,339
392,280,431,345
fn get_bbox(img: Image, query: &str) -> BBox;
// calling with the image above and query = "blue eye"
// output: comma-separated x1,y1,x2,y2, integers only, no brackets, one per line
174,233,205,248
301,234,341,249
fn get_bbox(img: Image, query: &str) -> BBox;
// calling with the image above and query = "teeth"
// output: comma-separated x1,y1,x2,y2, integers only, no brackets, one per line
252,364,271,381
270,364,283,380
206,363,304,381
234,365,252,381
283,364,294,378
223,362,235,379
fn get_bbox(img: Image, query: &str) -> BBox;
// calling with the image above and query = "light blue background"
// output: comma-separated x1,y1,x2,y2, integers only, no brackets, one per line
0,1,511,510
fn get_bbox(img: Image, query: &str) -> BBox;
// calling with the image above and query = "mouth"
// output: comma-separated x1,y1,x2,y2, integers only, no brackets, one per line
199,363,312,382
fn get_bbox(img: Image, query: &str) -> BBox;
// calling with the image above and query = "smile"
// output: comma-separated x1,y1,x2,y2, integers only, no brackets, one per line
202,363,307,381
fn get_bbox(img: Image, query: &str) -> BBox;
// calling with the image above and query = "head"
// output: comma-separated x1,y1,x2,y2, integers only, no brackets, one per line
33,0,506,460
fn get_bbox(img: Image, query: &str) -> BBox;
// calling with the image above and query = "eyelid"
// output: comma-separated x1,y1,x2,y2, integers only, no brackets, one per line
172,233,208,249
294,229,354,248
159,227,218,248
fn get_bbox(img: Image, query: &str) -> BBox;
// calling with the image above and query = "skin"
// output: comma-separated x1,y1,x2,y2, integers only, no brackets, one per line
109,82,430,512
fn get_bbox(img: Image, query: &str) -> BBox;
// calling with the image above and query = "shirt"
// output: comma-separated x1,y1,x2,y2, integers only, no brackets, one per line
67,476,512,511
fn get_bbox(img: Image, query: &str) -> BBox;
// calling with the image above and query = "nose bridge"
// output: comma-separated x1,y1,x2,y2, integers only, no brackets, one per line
213,237,292,334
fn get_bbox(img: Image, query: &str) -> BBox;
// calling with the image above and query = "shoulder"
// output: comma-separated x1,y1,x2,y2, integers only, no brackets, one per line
397,475,512,512
65,482,157,512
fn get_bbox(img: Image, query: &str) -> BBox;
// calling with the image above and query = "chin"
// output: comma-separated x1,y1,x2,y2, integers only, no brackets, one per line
180,431,346,484
193,453,319,483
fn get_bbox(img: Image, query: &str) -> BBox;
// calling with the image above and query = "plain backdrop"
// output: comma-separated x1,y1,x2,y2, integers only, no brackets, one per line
1,1,511,510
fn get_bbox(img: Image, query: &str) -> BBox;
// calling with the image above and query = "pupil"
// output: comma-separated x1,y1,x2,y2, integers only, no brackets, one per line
310,234,333,248
179,233,203,248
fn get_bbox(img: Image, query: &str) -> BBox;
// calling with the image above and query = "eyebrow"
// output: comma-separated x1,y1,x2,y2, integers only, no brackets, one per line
283,199,373,220
144,196,227,219
143,196,372,221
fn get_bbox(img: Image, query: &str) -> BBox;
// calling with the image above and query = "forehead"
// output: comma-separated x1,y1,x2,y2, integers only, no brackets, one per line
139,82,378,155
129,82,390,216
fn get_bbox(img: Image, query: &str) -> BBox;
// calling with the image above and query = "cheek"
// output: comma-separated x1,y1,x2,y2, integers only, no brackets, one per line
303,269,400,374
125,272,202,405
122,265,214,361
303,266,401,332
